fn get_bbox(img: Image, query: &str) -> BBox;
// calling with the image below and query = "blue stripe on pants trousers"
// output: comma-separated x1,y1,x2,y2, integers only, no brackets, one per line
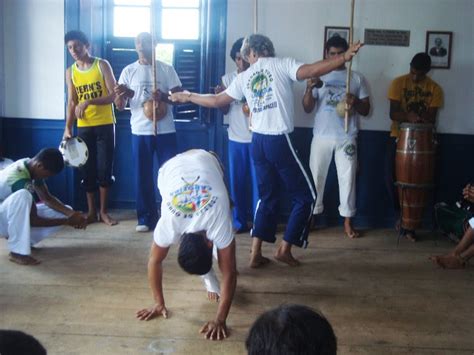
251,133,315,248
132,133,177,229
228,140,259,231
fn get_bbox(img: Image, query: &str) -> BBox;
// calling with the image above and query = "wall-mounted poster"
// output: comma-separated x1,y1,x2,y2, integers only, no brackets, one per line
426,31,453,69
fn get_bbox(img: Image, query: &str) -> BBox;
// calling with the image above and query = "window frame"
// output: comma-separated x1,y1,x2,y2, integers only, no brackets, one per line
106,0,205,123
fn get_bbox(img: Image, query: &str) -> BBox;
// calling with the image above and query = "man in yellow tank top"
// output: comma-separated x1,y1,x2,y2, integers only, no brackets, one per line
63,30,118,226
385,53,443,241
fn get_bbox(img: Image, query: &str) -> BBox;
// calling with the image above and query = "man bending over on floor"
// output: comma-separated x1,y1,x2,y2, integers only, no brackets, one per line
430,184,474,269
137,149,237,341
0,148,87,265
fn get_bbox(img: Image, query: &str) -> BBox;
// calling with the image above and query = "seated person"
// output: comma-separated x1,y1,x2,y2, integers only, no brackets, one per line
246,304,337,355
0,148,87,265
430,183,474,269
136,149,237,341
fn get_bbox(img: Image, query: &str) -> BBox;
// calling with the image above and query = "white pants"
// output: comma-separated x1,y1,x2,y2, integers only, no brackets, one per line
200,245,220,295
309,137,357,217
0,189,66,255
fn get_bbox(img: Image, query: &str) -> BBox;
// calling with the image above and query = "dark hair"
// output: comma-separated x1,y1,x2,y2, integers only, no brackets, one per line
230,38,245,61
246,304,337,355
136,32,152,43
34,148,64,174
325,36,349,53
64,30,89,46
410,52,431,73
0,330,47,355
178,233,212,275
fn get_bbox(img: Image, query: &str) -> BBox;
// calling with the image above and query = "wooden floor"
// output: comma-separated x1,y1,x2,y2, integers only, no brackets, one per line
1,210,473,355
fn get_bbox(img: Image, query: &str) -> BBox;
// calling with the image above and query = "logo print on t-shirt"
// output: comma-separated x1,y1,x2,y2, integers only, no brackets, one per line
170,176,213,214
402,86,432,116
343,143,356,161
247,69,277,114
324,81,346,109
251,73,270,101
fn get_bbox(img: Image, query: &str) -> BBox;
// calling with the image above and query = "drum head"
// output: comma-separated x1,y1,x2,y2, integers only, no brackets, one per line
59,137,89,168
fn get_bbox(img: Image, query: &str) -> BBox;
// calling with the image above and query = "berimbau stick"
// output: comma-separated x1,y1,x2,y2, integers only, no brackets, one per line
151,0,157,135
345,0,355,133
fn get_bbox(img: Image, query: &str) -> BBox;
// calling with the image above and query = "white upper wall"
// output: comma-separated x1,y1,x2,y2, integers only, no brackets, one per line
226,0,474,134
3,0,64,119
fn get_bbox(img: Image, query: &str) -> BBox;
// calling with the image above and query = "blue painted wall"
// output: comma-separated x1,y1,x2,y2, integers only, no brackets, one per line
2,116,473,228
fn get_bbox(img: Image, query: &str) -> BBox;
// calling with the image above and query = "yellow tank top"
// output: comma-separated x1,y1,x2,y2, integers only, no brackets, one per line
71,58,115,127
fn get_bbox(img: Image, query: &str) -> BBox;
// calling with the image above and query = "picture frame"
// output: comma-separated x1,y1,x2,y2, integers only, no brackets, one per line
425,31,453,69
323,26,350,55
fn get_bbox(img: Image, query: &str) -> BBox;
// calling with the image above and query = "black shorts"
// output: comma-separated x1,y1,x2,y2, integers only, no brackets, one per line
77,124,115,192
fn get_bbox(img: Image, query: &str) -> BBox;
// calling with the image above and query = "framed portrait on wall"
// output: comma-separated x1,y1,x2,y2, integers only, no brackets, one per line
323,26,350,55
425,31,453,69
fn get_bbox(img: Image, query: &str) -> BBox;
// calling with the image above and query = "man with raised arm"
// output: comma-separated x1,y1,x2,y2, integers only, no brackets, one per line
170,34,362,267
302,36,370,239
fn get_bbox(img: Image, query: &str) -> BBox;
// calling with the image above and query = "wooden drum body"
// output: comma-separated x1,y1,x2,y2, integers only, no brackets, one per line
395,123,436,230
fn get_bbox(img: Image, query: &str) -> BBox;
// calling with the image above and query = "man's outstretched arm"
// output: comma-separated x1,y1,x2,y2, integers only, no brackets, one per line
200,239,237,340
169,90,234,108
136,242,170,320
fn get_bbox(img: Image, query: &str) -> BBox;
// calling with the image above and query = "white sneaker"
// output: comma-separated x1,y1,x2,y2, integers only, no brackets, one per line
135,225,150,232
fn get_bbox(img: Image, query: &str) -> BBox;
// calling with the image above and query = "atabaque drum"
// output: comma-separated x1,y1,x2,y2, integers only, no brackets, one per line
395,123,436,230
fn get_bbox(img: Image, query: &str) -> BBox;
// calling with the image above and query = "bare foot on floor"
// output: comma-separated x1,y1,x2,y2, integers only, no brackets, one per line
430,255,465,269
249,254,271,268
404,231,417,242
274,250,300,267
344,225,360,239
85,213,98,224
9,252,40,265
207,292,220,302
344,218,360,239
100,212,118,226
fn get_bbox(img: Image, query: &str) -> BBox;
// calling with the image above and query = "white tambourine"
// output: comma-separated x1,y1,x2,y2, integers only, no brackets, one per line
59,137,89,168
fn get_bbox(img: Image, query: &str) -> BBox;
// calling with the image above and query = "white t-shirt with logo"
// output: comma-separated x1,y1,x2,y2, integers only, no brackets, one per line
154,150,234,250
0,158,44,202
312,69,369,140
118,60,182,135
0,158,13,171
225,57,303,135
222,71,252,143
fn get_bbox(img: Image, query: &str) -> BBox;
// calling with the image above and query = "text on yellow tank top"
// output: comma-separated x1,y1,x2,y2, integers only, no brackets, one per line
71,58,115,127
